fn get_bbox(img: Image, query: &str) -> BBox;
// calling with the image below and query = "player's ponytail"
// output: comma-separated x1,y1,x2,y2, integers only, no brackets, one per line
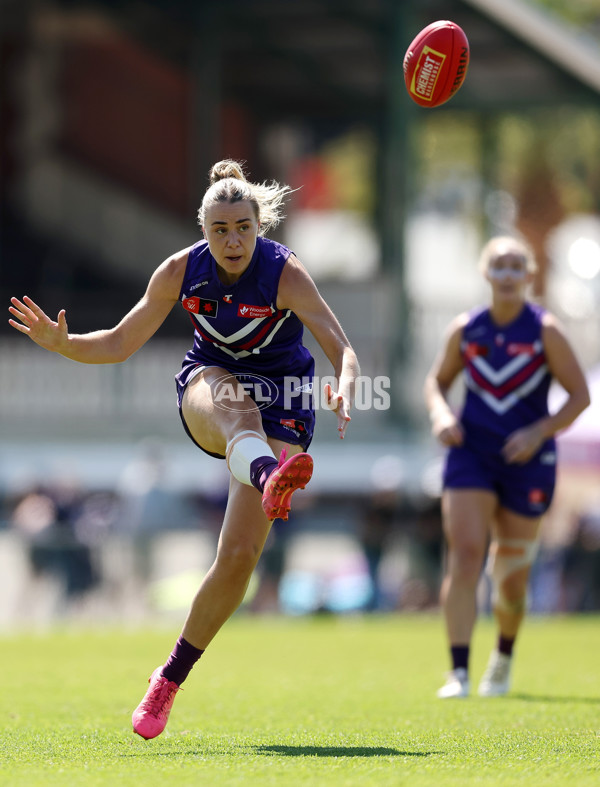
209,159,247,185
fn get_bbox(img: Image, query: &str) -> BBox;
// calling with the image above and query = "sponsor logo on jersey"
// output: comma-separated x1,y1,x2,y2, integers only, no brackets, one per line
223,294,233,303
237,303,273,318
507,342,536,356
528,488,548,508
182,296,219,317
280,418,307,436
189,280,209,291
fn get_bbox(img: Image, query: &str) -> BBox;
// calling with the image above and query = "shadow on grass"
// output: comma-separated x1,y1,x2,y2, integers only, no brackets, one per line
511,693,600,704
123,745,439,759
253,745,436,758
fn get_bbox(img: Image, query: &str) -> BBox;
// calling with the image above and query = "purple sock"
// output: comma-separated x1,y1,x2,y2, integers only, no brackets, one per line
451,644,470,671
498,635,515,657
250,456,279,493
161,635,204,686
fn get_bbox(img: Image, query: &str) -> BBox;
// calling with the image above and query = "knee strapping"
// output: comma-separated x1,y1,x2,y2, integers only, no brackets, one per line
486,537,539,613
226,430,275,486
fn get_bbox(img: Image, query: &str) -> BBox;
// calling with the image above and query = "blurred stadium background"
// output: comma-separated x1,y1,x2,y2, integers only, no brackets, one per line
1,0,599,626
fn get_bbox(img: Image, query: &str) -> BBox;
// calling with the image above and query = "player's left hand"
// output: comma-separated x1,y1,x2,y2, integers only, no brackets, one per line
502,424,544,464
324,383,351,439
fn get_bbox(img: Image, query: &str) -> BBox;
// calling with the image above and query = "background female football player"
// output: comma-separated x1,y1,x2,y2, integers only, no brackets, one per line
424,236,589,699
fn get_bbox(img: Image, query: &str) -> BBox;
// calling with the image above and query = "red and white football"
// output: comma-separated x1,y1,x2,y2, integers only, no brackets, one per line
403,20,469,108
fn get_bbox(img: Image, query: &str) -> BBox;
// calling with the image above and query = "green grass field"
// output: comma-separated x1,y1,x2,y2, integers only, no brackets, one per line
1,614,599,786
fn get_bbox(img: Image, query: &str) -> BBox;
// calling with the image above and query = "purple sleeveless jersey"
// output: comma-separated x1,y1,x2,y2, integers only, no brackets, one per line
175,237,315,453
443,302,557,517
460,302,553,443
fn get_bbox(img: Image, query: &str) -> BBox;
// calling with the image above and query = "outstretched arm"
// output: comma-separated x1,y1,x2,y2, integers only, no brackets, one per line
8,250,188,364
423,314,467,447
277,254,360,439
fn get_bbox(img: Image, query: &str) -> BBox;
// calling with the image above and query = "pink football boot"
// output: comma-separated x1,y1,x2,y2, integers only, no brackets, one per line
132,667,180,740
261,449,313,521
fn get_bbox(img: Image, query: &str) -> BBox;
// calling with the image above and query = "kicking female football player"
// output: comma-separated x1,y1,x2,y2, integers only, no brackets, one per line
9,159,360,736
424,236,589,698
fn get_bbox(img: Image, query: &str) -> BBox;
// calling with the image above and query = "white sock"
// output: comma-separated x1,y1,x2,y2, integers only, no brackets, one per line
226,431,275,485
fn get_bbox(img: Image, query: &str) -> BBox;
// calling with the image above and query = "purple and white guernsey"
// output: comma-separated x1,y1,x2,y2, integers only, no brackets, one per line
443,301,557,516
177,237,313,377
175,236,315,450
460,302,553,446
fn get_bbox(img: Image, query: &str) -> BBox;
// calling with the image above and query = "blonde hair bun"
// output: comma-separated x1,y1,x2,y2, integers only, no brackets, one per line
209,160,247,185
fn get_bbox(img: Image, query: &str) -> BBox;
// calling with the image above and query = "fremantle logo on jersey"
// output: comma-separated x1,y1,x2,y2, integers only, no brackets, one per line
182,296,219,318
464,342,490,360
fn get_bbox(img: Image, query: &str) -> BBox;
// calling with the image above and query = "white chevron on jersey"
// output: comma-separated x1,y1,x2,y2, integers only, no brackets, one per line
192,313,266,344
191,309,293,361
465,363,549,415
467,339,543,386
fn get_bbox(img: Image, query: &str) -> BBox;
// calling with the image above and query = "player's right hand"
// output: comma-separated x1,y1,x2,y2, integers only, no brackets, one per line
8,296,69,353
431,410,464,447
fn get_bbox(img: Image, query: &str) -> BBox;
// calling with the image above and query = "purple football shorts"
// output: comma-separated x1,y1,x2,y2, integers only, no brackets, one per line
443,439,556,517
175,363,315,458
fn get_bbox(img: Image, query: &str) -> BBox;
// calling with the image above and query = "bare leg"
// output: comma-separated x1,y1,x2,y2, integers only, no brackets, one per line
179,367,304,647
477,508,542,697
131,367,307,738
181,471,279,649
440,488,497,646
181,367,269,455
491,508,541,639
180,434,303,649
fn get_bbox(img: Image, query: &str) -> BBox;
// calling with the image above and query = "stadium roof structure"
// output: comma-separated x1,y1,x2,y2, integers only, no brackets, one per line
462,0,600,98
144,0,600,113
40,0,600,115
